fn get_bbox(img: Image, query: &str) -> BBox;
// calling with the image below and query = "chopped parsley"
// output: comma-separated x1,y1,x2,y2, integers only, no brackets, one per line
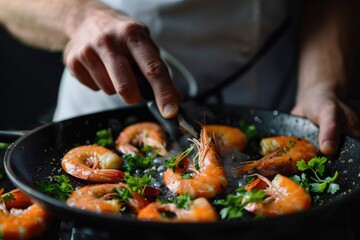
238,120,262,153
173,193,191,210
165,146,194,172
213,187,266,220
113,173,154,202
1,192,15,204
122,149,158,172
124,172,153,195
35,175,74,201
291,157,340,194
95,128,114,147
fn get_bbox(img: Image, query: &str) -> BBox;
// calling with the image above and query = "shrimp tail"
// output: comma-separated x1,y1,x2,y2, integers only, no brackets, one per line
232,160,259,176
4,188,32,209
88,169,125,182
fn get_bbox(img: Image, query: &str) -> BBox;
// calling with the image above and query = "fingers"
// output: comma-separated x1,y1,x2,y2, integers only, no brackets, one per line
293,98,360,156
124,23,180,118
63,15,180,118
317,103,341,156
317,101,360,155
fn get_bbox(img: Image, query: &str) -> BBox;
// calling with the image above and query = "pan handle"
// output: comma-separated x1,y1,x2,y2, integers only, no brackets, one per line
0,130,28,146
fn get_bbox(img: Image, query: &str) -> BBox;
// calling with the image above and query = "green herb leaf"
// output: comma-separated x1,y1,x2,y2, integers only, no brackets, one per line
113,187,132,201
181,173,192,179
238,120,257,140
307,156,327,176
95,128,114,147
238,120,263,153
213,187,266,220
310,182,327,193
124,172,152,195
123,154,153,172
35,175,74,201
294,157,340,194
327,183,340,194
290,173,310,192
1,192,15,204
174,193,191,210
296,159,310,171
0,142,10,150
164,146,193,172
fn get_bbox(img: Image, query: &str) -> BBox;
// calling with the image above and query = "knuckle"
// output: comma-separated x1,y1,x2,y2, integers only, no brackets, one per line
78,45,94,63
115,81,134,98
64,55,80,74
123,22,148,45
117,89,140,104
94,32,114,49
145,61,167,78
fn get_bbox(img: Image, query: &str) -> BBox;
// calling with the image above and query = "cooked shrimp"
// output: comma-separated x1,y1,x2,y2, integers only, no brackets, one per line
233,136,317,177
0,188,50,240
204,124,247,156
137,197,218,222
66,183,155,214
66,183,126,214
163,126,227,199
244,174,311,217
61,145,124,182
116,121,168,157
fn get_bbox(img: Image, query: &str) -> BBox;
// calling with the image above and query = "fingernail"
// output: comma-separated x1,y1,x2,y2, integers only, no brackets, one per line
162,104,178,118
322,140,337,155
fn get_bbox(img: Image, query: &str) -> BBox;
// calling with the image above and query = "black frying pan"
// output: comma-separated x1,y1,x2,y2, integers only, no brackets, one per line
3,103,360,239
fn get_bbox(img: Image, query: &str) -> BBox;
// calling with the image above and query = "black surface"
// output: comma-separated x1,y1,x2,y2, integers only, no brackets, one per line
0,27,64,130
2,103,360,239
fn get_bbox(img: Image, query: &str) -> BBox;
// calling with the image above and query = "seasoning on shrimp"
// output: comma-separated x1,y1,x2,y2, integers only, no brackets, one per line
0,188,50,240
66,183,152,214
244,174,312,217
61,145,124,182
163,126,227,199
204,124,247,156
137,197,218,222
233,136,317,177
115,121,168,157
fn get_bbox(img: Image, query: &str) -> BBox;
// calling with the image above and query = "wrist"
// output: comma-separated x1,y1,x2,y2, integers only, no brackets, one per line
63,0,114,37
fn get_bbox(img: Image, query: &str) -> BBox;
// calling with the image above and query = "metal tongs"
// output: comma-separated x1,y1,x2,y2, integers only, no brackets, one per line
133,65,199,147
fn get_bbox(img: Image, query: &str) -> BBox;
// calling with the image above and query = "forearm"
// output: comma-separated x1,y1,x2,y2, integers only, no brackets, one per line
297,0,358,101
0,0,111,51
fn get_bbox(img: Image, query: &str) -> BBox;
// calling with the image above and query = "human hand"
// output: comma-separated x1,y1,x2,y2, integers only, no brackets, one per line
291,87,360,156
63,5,180,118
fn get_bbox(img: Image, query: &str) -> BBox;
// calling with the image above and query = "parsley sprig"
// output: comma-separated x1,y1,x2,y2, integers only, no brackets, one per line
238,120,262,153
122,148,159,172
174,193,191,210
165,146,194,172
291,157,340,194
213,187,266,220
113,173,153,202
124,172,152,195
95,128,114,147
35,175,74,201
1,192,15,204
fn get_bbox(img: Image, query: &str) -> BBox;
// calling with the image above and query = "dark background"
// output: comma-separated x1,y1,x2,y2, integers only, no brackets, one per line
0,27,64,130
